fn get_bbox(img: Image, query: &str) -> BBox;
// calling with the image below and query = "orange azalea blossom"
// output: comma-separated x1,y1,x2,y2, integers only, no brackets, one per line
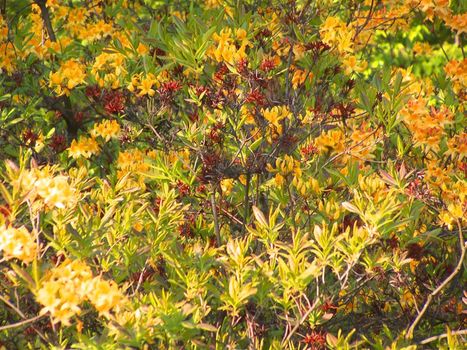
400,97,453,153
445,133,467,161
347,122,380,161
444,59,467,94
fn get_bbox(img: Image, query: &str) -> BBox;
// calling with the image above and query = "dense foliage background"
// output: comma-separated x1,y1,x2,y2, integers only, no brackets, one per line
0,0,465,349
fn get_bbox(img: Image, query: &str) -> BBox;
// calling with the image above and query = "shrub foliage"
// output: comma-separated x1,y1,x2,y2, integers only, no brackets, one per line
0,0,466,349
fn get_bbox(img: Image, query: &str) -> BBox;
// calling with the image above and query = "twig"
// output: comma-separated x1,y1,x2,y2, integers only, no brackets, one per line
243,172,251,232
419,329,467,345
0,314,44,331
406,220,466,339
0,294,26,318
353,0,375,41
211,190,221,246
284,44,294,103
281,297,320,346
220,207,244,226
0,295,48,342
35,0,56,42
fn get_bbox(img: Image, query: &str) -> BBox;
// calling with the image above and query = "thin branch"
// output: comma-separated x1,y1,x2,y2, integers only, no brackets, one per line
35,0,56,42
211,190,221,246
0,314,44,331
281,297,320,346
419,329,467,345
243,172,251,232
406,220,466,339
0,294,48,342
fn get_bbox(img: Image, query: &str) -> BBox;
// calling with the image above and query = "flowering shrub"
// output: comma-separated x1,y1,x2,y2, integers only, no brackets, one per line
0,0,465,349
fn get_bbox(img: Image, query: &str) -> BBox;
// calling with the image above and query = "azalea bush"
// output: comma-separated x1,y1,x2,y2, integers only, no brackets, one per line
0,0,466,349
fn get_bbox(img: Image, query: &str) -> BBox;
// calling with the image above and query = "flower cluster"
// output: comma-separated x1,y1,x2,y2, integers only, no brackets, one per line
400,97,453,153
208,28,250,65
36,259,125,325
91,52,126,88
68,137,100,159
0,225,37,264
10,164,77,210
91,119,121,141
0,0,465,348
48,60,87,96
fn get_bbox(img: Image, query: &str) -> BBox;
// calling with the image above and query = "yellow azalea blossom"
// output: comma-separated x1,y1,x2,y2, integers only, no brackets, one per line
236,28,247,41
91,51,126,88
343,55,368,75
91,120,121,141
240,105,255,125
314,128,345,154
208,27,250,65
36,175,76,210
116,149,150,188
261,105,291,140
48,59,86,96
268,155,302,182
439,210,455,230
0,225,37,264
8,165,77,211
221,178,234,195
447,202,464,220
138,75,157,97
68,137,100,158
136,42,149,55
292,69,312,89
36,259,124,325
87,277,125,318
320,16,355,54
127,74,141,92
293,44,306,60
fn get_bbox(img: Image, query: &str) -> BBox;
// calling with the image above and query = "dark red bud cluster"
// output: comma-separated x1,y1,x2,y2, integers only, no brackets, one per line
306,40,331,55
214,63,229,81
22,129,38,145
178,213,196,238
85,85,102,99
103,90,125,114
74,111,85,123
208,122,224,144
302,330,327,349
245,89,265,106
49,134,66,152
158,80,182,104
236,58,249,74
176,180,190,197
259,58,276,72
300,144,318,159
